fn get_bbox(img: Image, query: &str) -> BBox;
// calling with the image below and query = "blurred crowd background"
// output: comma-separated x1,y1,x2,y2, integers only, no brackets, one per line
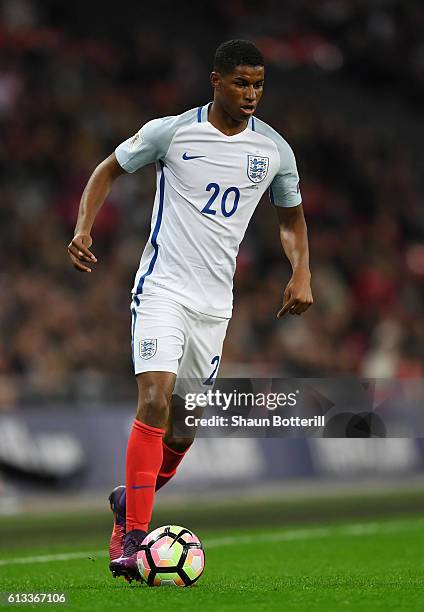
1,0,424,407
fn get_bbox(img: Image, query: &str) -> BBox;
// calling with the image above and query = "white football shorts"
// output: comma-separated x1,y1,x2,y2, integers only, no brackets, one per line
130,293,229,393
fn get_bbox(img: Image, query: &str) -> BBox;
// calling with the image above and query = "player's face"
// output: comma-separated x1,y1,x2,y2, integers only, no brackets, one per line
212,65,265,122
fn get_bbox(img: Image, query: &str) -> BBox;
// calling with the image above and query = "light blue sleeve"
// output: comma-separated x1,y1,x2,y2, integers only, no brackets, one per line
254,119,302,208
115,118,171,173
269,140,302,208
115,108,198,173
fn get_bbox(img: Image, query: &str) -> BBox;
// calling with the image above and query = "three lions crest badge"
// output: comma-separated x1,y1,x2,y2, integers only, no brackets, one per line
247,155,269,183
139,339,157,360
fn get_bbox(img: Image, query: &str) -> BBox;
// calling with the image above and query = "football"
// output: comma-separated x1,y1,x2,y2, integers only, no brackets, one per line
137,525,205,587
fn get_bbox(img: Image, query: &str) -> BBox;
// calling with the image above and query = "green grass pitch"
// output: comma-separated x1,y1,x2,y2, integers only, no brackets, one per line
1,498,424,611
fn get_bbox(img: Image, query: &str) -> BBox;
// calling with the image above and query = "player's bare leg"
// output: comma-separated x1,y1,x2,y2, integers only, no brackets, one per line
157,394,195,489
109,371,175,581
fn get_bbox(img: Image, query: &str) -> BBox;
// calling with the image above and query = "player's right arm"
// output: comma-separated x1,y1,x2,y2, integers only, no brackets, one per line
68,153,126,272
68,117,172,272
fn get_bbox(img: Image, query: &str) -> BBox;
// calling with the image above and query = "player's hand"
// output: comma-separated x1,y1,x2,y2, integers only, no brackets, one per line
67,234,97,273
277,270,313,317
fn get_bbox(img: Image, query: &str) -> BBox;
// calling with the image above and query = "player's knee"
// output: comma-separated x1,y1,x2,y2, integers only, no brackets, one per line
137,388,170,429
164,435,194,453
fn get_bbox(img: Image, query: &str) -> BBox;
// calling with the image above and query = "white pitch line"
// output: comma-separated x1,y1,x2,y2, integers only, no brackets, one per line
0,551,108,566
0,518,422,567
204,519,422,548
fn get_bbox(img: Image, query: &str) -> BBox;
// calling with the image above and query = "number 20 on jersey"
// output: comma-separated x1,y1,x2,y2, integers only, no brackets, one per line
201,183,240,218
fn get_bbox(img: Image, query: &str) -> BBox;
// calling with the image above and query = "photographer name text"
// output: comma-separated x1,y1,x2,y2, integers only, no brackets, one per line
185,415,325,428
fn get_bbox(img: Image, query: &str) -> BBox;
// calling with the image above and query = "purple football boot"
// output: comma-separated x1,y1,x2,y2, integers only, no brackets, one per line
109,528,147,582
108,486,126,561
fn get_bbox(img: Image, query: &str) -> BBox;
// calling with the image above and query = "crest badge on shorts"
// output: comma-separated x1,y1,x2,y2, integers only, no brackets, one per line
139,338,157,359
247,155,269,183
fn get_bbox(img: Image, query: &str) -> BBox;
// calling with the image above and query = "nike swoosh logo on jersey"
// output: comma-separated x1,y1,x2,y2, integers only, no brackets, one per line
182,152,206,160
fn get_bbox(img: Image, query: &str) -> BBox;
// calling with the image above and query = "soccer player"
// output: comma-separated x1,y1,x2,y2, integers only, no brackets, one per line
67,39,313,581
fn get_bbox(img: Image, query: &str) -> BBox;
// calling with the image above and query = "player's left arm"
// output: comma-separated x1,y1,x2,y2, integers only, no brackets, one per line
276,204,313,317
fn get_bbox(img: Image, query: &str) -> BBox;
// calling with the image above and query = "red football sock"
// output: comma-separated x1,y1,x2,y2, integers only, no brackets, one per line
126,419,165,533
155,441,192,491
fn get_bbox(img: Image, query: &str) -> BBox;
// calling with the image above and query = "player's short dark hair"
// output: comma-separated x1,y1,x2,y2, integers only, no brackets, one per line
214,39,264,74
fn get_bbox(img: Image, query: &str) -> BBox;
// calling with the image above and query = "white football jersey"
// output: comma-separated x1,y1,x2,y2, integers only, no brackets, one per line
115,103,302,318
